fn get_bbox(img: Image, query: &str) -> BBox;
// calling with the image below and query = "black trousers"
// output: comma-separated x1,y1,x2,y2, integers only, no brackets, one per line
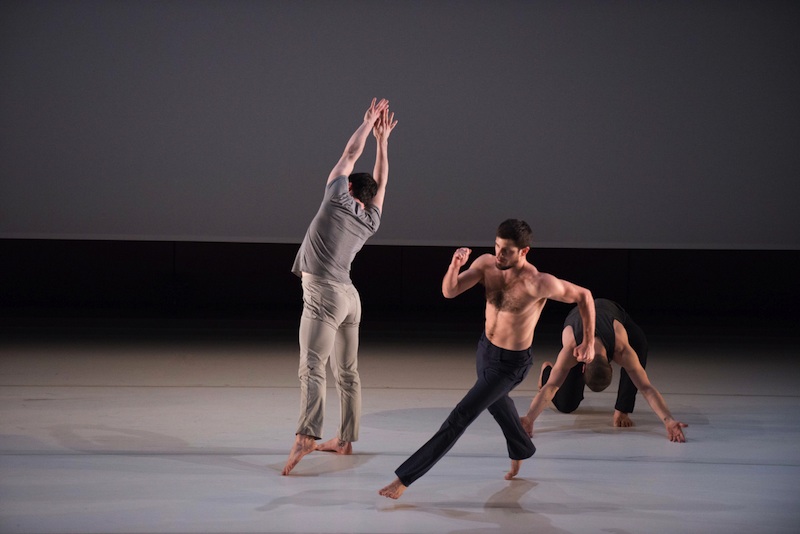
395,332,536,487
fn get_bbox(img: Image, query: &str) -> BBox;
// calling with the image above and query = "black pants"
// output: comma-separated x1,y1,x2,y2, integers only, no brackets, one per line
395,332,536,487
543,363,585,414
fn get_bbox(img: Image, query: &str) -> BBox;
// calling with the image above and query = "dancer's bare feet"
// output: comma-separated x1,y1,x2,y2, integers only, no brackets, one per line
505,459,522,480
378,478,407,500
281,434,317,475
316,437,353,454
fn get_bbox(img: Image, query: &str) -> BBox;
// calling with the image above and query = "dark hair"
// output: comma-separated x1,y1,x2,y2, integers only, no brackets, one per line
584,355,613,392
496,219,533,249
348,173,378,203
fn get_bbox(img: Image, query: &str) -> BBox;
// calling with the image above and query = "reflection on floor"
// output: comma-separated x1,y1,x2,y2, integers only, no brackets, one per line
1,320,799,533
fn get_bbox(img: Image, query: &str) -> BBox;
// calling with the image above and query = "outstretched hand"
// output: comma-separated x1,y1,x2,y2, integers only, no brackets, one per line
373,108,397,142
364,98,389,126
666,419,688,442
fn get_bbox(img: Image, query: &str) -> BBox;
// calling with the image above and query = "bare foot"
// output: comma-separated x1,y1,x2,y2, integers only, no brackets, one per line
505,459,522,480
281,434,317,475
379,478,407,500
538,361,553,389
316,437,353,454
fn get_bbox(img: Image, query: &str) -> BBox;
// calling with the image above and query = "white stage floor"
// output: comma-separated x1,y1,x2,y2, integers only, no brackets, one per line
1,319,799,533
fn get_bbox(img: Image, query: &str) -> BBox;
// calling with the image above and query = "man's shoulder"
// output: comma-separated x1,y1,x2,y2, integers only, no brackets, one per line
326,175,348,190
518,266,563,301
519,263,550,283
468,253,494,271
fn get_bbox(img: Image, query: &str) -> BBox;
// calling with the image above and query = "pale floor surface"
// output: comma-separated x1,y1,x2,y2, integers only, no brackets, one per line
1,321,799,534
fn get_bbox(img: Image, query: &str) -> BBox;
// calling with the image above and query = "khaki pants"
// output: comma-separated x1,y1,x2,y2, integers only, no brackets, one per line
295,274,362,441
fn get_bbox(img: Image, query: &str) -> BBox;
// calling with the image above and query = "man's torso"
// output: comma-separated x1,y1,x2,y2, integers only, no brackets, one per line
480,257,547,351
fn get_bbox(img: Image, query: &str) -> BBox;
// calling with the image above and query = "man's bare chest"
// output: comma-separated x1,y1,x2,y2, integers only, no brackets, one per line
485,280,533,314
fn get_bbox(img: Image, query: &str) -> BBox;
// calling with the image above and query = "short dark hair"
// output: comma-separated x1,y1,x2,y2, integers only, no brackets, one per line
584,355,613,392
348,173,378,203
496,219,532,249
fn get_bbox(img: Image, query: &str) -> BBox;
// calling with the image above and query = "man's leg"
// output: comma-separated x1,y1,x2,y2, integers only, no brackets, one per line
543,362,585,413
380,378,496,498
318,324,360,453
283,276,348,475
295,315,338,438
318,285,361,453
487,394,536,479
387,337,524,491
380,363,526,498
282,314,337,475
485,346,535,480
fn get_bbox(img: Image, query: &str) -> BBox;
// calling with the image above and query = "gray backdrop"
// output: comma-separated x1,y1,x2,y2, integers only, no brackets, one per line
2,0,798,249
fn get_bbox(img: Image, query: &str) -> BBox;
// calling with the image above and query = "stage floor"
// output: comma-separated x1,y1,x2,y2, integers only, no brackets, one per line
1,318,799,533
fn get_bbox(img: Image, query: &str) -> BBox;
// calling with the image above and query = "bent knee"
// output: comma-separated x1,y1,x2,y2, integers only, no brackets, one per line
337,376,360,390
554,402,581,414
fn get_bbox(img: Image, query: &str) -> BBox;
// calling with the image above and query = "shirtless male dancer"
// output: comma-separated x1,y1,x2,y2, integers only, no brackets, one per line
379,219,596,499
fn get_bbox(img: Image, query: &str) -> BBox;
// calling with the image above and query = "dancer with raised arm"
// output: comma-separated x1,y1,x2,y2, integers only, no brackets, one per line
283,99,397,475
379,219,595,499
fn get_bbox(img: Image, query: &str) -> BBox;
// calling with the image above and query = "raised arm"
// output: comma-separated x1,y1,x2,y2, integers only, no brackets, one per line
614,331,688,442
370,108,397,212
327,98,389,183
442,248,485,298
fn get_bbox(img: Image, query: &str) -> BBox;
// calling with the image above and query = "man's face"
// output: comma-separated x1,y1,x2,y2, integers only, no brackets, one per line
494,238,526,270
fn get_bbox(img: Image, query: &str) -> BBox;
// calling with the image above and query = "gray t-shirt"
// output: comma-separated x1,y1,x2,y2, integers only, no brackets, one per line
291,175,381,284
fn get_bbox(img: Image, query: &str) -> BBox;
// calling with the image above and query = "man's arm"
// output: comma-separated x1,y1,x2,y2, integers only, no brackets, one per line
614,332,688,442
537,274,596,362
370,108,397,212
442,249,485,298
327,98,389,184
520,337,578,436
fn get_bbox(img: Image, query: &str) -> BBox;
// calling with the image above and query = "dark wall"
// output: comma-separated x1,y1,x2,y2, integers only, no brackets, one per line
2,240,798,328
